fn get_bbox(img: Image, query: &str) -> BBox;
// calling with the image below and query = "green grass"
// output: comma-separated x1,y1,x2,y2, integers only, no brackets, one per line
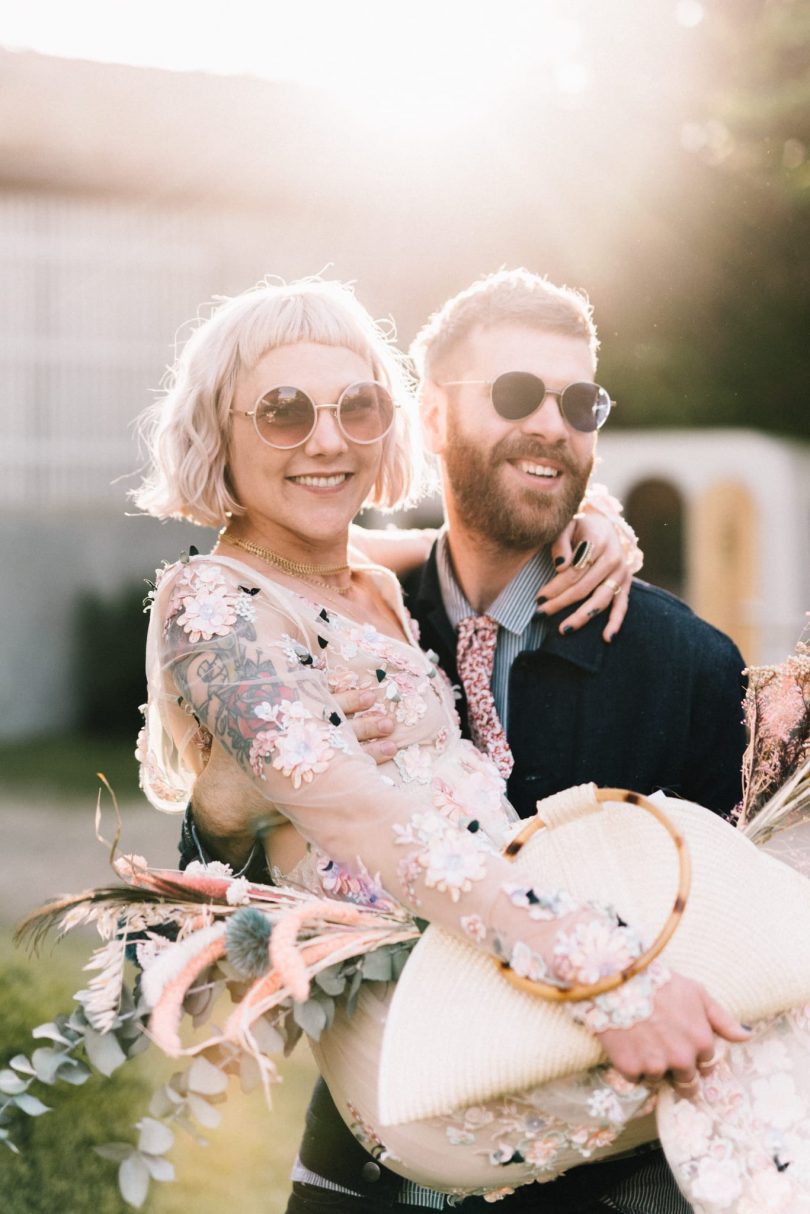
1,734,320,1208
0,934,157,1213
0,734,141,804
0,933,318,1213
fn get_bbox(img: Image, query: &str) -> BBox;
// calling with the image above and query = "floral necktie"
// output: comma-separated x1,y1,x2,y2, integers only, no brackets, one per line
455,614,514,779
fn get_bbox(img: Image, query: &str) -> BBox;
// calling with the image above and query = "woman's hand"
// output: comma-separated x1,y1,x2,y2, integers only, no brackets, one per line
596,972,751,1088
538,511,636,643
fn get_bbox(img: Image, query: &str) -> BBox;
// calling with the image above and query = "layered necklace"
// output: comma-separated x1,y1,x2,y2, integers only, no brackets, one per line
219,530,354,596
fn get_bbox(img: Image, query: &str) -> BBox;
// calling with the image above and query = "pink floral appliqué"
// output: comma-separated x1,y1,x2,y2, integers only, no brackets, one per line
176,581,238,643
248,699,335,788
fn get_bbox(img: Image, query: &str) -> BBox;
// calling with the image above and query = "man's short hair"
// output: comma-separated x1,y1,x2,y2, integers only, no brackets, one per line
410,268,599,382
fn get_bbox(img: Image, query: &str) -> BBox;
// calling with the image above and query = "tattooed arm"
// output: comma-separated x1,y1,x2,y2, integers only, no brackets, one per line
142,556,747,1063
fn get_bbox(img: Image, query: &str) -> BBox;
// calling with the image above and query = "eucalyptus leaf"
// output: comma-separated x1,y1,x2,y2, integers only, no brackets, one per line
84,1028,128,1076
292,998,328,1041
391,946,411,980
0,1128,21,1154
9,1055,35,1077
31,1022,74,1046
238,1053,261,1094
0,1070,28,1096
183,984,214,1019
94,1142,135,1162
119,1152,150,1209
188,1056,228,1096
249,1016,285,1055
174,1114,208,1145
166,1067,187,1091
57,1058,91,1085
126,1033,151,1059
283,1016,303,1056
144,1154,176,1182
67,1005,91,1029
314,966,347,996
14,1093,51,1116
187,1093,222,1129
31,1047,65,1085
360,950,393,982
137,1117,175,1155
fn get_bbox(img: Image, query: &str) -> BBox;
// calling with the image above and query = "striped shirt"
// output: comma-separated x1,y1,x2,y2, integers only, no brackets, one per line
435,529,555,734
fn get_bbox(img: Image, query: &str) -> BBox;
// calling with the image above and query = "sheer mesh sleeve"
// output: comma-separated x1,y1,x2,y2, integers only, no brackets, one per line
141,555,666,1026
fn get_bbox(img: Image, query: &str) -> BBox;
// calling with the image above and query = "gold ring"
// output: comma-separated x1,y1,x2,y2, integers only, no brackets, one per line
605,578,622,598
697,1049,720,1074
671,1074,701,1096
572,540,596,572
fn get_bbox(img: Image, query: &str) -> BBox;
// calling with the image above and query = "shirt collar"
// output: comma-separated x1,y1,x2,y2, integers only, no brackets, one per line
436,530,555,636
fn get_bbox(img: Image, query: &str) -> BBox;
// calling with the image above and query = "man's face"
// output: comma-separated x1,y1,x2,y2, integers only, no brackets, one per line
424,323,597,551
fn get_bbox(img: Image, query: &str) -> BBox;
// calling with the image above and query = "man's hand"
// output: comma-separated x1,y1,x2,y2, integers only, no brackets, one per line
538,514,634,642
334,688,397,764
597,972,751,1088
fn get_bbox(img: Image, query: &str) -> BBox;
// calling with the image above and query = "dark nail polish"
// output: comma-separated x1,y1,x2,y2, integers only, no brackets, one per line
562,625,573,635
554,555,566,567
536,595,547,605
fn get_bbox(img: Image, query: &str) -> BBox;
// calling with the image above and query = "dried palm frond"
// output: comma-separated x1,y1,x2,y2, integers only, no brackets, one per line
14,865,312,953
14,885,204,953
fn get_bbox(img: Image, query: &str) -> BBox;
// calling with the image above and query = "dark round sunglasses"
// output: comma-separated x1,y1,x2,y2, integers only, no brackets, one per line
441,371,614,433
232,380,396,449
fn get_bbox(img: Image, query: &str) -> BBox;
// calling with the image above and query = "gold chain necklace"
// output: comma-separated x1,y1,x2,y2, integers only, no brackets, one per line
220,530,353,596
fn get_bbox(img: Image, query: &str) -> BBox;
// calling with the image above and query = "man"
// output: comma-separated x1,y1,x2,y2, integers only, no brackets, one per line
284,269,746,1213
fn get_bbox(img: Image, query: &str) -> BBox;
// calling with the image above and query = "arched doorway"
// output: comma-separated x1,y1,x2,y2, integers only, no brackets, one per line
624,479,685,599
691,481,759,662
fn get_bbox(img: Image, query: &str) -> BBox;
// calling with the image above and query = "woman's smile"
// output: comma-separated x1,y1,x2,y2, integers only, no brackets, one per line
226,342,384,561
286,471,354,491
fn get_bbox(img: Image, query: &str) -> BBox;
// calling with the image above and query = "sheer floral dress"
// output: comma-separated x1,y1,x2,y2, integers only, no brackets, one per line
138,553,669,1199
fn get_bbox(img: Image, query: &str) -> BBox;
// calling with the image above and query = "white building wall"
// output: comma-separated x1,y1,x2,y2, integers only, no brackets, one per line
597,430,810,663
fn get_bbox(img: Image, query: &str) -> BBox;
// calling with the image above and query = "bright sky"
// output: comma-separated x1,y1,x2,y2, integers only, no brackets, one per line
0,1,565,81
1,1,704,93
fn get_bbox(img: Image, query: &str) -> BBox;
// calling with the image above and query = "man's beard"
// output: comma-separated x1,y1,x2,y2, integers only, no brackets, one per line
443,412,594,551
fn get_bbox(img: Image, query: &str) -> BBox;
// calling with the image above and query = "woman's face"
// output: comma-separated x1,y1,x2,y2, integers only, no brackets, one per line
227,342,384,553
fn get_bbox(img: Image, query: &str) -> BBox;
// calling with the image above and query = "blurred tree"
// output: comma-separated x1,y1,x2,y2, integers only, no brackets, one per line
74,584,149,737
598,0,810,438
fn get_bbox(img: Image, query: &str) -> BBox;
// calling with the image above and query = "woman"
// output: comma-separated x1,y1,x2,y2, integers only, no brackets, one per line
129,276,749,1201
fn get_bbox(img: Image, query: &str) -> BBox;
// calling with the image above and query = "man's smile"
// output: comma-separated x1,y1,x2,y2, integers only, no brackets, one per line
511,460,562,480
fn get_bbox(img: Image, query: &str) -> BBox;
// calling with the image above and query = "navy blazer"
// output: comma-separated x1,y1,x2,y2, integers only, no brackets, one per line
402,546,748,820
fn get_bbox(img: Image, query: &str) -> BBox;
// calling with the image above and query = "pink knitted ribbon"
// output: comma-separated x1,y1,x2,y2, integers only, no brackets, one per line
455,614,514,779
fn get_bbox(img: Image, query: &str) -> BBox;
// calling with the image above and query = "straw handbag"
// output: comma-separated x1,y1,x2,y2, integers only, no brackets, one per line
377,783,810,1127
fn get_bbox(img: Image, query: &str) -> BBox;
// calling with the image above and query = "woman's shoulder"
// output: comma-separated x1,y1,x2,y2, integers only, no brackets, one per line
152,551,300,600
150,551,310,645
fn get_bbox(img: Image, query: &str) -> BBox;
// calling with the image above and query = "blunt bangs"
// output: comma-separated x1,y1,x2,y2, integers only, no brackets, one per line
133,278,426,528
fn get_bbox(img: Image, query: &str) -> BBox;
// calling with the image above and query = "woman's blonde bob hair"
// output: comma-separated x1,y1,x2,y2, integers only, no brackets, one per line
133,277,424,528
